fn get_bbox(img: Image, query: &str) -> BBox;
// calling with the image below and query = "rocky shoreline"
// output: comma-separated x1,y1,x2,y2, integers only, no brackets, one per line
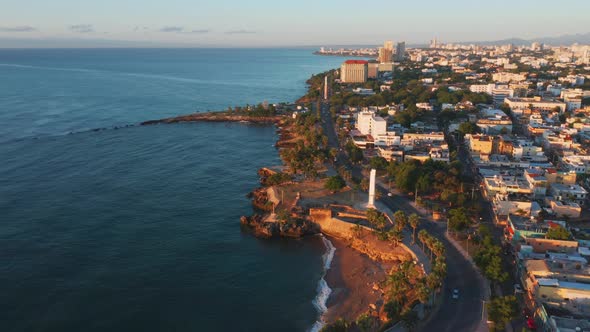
140,112,282,126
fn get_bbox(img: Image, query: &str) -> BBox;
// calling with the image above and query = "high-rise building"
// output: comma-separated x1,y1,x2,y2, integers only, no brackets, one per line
340,60,368,83
378,47,393,63
430,38,438,49
384,40,394,51
395,42,406,61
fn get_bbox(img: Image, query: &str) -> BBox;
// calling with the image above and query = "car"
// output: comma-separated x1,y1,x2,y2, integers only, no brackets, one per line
387,192,393,197
452,288,459,299
514,284,523,294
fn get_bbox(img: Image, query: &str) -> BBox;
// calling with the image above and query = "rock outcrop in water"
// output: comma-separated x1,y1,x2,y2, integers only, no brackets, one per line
240,215,319,238
140,112,282,125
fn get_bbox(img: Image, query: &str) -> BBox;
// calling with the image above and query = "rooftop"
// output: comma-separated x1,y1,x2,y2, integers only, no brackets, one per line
344,60,368,65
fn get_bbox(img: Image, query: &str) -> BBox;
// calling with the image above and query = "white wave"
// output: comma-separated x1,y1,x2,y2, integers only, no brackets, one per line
309,235,336,332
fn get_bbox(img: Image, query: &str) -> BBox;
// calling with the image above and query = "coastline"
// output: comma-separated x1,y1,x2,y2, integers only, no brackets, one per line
137,71,396,330
323,237,391,324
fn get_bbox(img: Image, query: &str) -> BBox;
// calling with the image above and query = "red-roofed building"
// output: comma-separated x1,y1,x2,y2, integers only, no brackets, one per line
341,60,368,83
344,60,369,65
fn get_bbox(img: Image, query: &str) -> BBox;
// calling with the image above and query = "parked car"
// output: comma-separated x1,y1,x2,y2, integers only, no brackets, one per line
514,284,523,294
452,288,459,299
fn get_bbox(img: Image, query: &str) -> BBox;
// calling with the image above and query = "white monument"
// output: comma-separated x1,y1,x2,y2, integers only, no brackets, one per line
368,169,376,208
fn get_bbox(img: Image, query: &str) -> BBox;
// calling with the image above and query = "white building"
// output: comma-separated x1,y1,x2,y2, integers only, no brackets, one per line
550,184,588,204
492,72,527,83
505,97,567,113
356,110,387,137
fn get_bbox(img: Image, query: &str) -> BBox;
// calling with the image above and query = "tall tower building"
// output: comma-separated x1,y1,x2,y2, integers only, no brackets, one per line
430,38,438,49
395,42,406,61
378,47,393,63
384,40,394,51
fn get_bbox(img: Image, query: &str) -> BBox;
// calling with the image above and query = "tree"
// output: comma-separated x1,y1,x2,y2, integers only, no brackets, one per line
458,122,478,136
384,300,403,322
474,236,508,283
320,319,349,332
499,103,511,115
388,228,404,247
409,213,420,244
366,208,388,232
416,281,431,305
355,313,376,332
325,175,346,192
487,296,519,331
387,272,409,303
394,210,408,231
369,156,388,170
546,225,571,240
448,207,470,232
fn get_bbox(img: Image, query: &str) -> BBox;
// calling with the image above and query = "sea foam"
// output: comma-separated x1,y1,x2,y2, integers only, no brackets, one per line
309,235,336,332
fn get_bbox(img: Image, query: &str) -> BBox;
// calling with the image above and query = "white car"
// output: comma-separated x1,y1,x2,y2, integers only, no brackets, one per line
452,288,459,299
514,284,523,294
387,192,393,197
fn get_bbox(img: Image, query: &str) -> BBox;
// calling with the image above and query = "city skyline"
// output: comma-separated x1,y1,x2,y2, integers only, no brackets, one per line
1,0,589,47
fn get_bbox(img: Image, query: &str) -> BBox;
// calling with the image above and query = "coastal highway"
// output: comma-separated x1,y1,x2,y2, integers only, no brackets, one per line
318,101,486,332
379,192,486,332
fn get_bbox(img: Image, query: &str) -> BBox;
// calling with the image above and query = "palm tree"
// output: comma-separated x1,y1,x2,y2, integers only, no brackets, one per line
387,273,409,303
409,213,420,244
432,241,445,259
389,229,404,247
418,229,428,252
394,210,408,231
416,281,431,306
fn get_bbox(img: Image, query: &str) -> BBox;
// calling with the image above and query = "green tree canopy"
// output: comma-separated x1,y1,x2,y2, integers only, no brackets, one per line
487,295,519,329
448,207,470,232
366,208,388,231
325,175,346,192
546,225,571,240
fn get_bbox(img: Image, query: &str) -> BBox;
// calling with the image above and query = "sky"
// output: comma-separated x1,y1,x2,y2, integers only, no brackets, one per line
0,0,589,47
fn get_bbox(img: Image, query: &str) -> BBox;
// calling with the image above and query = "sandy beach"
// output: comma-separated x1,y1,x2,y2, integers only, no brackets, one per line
324,237,393,323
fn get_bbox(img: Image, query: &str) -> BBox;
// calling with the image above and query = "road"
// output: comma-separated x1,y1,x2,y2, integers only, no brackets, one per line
380,190,486,332
318,101,486,332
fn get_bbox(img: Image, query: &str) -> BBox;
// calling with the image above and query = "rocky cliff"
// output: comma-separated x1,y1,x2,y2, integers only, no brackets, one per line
240,215,319,238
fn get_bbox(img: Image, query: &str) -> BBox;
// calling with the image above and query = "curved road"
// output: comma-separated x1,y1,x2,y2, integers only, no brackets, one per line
318,101,486,332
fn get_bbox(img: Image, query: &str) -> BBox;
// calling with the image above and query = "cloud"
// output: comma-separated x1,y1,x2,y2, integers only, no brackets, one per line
159,26,184,33
225,29,256,35
159,26,209,34
0,26,37,32
69,24,94,33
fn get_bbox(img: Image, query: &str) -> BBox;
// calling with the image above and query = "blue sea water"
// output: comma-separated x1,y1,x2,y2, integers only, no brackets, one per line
0,48,345,332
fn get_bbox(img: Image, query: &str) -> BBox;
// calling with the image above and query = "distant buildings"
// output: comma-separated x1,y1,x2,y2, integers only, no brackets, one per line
395,42,406,61
340,60,368,83
378,41,394,63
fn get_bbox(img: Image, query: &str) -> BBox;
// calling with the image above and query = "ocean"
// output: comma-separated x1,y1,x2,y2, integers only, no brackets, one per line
0,48,345,332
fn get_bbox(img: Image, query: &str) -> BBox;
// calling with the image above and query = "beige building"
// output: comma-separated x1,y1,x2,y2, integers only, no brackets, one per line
340,60,368,83
505,97,567,113
378,47,393,63
466,134,495,155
